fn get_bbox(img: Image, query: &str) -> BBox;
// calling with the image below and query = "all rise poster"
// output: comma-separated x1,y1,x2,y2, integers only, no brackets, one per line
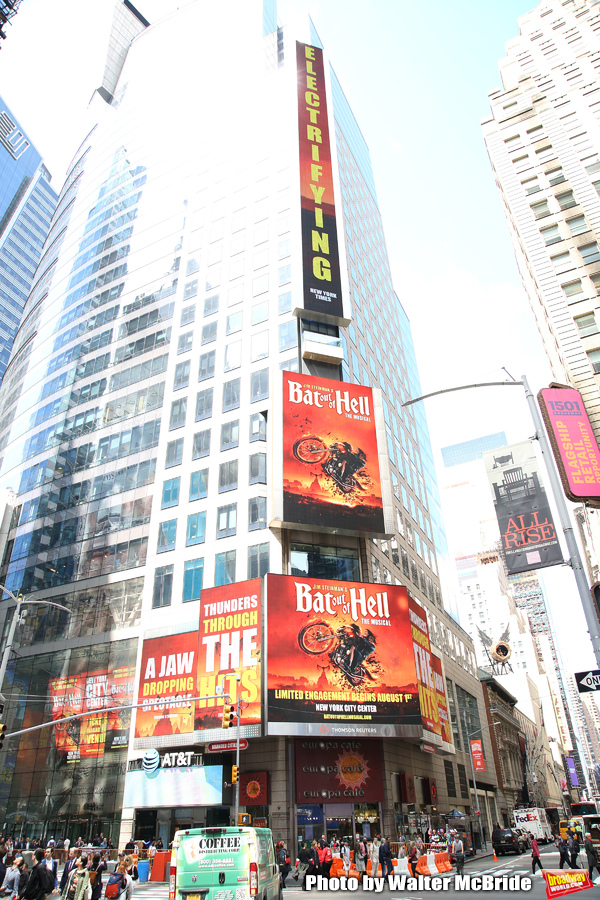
282,371,385,535
266,575,425,737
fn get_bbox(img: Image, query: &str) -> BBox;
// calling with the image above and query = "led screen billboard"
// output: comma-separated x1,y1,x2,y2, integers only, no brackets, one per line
266,574,450,741
282,371,386,535
123,764,223,808
296,42,344,323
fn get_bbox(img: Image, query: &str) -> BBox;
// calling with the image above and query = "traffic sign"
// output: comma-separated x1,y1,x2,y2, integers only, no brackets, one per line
207,739,248,753
575,670,600,693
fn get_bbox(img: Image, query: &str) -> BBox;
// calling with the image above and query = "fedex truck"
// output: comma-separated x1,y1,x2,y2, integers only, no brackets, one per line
513,808,553,843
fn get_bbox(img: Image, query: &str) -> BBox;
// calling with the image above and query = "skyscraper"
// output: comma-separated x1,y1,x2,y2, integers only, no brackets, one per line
0,0,499,845
0,95,57,382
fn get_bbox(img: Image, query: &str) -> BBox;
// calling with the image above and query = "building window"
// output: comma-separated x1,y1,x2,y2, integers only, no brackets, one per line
521,176,540,195
183,558,204,602
174,360,190,390
550,251,571,273
556,190,576,210
249,452,267,484
250,411,267,442
204,294,219,316
166,438,184,468
199,350,216,381
278,264,291,285
195,387,214,421
252,331,269,361
192,429,211,459
221,419,239,450
217,503,237,538
215,549,236,586
252,300,269,325
400,547,410,578
181,304,196,326
169,398,187,430
290,542,360,582
547,166,565,185
531,199,550,219
575,313,599,337
567,215,588,235
279,291,292,315
186,511,206,545
161,477,180,509
248,542,269,578
251,368,268,402
226,311,242,334
225,341,242,371
219,460,238,492
444,760,457,797
457,764,469,799
279,320,297,351
190,468,208,501
223,377,241,411
249,496,267,530
562,279,583,300
540,224,561,245
153,564,173,608
184,279,198,300
580,242,600,264
178,332,193,354
158,519,177,553
202,321,218,343
587,349,600,373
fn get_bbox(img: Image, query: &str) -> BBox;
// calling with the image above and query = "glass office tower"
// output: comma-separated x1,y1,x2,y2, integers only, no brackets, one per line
0,0,494,844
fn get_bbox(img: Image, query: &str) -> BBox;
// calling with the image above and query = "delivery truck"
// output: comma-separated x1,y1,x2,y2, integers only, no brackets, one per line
513,808,553,843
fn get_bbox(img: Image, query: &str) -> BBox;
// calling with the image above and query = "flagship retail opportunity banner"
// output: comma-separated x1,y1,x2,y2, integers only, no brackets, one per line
538,385,600,507
282,371,386,535
296,42,344,322
470,739,486,773
483,440,563,575
266,574,450,740
135,579,261,739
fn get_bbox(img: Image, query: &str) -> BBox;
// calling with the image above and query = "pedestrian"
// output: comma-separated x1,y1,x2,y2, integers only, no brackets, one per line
123,858,137,884
276,843,291,886
370,837,381,877
568,833,580,869
408,842,418,878
154,839,162,851
556,836,569,870
0,845,8,887
318,835,327,850
110,865,132,900
303,843,319,890
353,835,366,885
452,835,464,876
319,842,332,879
16,862,28,900
60,856,88,900
295,842,311,889
123,841,134,853
531,837,543,875
59,852,77,897
63,841,70,855
40,850,58,894
341,841,351,878
381,837,393,882
88,853,106,900
1,858,25,900
584,834,600,881
18,850,46,900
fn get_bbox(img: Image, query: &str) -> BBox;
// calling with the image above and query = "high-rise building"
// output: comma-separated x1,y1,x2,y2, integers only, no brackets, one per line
0,95,58,382
0,0,499,845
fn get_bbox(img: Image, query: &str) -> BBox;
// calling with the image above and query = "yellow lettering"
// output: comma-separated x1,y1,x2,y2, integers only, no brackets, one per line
313,258,331,281
305,90,320,108
241,667,259,704
306,75,317,90
307,125,322,143
305,46,315,59
312,230,329,254
315,208,324,228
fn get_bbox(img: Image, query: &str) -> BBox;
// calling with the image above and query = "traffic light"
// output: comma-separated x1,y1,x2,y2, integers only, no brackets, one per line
222,704,236,729
232,765,239,784
0,723,7,751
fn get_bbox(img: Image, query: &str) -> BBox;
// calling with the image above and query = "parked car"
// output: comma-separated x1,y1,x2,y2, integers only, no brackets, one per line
492,827,526,855
514,828,532,850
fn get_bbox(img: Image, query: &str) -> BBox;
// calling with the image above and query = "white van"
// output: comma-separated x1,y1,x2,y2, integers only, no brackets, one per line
513,808,553,844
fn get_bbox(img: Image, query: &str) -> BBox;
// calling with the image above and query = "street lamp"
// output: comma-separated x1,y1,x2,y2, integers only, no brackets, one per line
0,588,70,703
463,712,501,852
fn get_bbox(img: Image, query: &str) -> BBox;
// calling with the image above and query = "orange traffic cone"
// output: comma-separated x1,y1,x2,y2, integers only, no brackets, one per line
493,852,497,862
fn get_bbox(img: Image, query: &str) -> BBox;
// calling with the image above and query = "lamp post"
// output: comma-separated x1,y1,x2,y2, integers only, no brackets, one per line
463,712,501,853
0,588,70,703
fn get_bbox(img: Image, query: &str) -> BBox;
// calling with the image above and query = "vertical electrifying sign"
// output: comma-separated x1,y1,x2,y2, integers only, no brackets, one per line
470,739,486,773
483,441,563,575
296,42,344,322
538,386,600,507
409,598,441,741
431,655,452,745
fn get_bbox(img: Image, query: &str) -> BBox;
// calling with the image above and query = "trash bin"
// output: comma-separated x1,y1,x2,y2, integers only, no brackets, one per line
137,860,150,883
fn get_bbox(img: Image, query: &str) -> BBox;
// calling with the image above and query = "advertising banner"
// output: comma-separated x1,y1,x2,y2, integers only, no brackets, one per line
538,386,600,507
294,737,384,804
123,764,223,808
282,371,386,535
196,580,261,731
542,870,593,898
49,664,136,762
296,42,344,323
431,655,452,744
483,441,563,574
566,756,580,787
470,739,485,772
409,600,442,741
266,575,432,737
240,771,270,807
135,631,197,740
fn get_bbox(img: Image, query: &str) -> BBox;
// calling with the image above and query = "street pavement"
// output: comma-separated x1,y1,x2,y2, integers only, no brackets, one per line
132,846,600,898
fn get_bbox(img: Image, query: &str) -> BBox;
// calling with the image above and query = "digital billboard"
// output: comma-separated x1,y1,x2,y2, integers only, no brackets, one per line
266,575,448,738
538,385,600,507
296,42,344,323
483,441,563,575
135,631,197,740
123,764,223,808
281,371,386,535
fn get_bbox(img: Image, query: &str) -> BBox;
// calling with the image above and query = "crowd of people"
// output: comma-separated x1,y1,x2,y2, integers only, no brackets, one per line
0,840,115,854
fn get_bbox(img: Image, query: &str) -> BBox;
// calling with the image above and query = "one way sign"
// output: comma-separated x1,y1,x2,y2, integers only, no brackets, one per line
575,670,600,693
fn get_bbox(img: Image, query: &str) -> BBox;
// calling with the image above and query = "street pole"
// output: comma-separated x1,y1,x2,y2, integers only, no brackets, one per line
464,710,483,852
235,694,241,826
0,590,70,702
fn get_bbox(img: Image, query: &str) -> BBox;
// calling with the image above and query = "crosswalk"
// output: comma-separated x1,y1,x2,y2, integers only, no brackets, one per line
132,882,169,899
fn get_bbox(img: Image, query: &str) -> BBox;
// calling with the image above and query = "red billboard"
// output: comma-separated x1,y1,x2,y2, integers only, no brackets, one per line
296,42,344,323
470,739,485,772
295,738,384,804
282,371,385,535
49,664,136,762
135,579,261,739
431,655,452,745
538,386,600,506
266,574,439,738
